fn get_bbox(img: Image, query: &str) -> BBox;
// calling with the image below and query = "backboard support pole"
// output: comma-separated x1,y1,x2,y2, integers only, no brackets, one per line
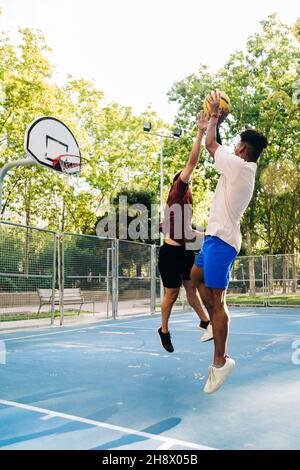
0,154,37,216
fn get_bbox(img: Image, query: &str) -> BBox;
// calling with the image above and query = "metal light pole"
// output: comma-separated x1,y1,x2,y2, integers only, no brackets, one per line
143,123,182,305
159,136,164,236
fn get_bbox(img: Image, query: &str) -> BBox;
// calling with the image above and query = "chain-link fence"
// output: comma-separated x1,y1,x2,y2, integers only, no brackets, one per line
62,233,115,321
118,240,154,317
266,254,300,307
228,256,266,306
227,254,300,307
61,236,157,321
0,221,57,323
0,221,299,326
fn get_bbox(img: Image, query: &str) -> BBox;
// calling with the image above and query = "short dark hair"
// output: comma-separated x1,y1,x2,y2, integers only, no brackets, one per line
173,171,182,183
240,129,268,162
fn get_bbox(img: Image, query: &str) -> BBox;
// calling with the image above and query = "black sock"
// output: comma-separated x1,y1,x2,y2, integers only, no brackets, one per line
200,320,210,329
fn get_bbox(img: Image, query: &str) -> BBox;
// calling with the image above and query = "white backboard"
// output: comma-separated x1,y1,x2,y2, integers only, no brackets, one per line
25,117,81,172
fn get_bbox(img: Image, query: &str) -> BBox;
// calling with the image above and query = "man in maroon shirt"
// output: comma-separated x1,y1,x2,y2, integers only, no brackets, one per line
158,111,214,352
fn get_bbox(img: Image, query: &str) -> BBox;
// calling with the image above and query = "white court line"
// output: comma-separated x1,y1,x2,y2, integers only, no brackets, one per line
0,399,216,451
157,441,175,450
40,414,55,421
231,331,299,337
93,325,300,338
0,313,169,342
0,312,187,338
2,310,299,343
0,316,164,343
97,331,136,335
59,342,162,357
3,324,299,343
171,320,192,323
55,342,203,357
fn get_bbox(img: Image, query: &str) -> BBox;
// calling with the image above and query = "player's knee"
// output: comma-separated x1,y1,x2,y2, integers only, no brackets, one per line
169,296,178,306
206,298,215,313
210,299,226,316
164,290,179,305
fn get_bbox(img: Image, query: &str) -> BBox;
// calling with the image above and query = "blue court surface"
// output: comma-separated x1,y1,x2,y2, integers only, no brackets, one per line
1,307,300,450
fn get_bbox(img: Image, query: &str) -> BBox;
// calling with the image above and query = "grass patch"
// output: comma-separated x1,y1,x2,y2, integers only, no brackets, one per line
227,295,300,306
0,309,85,322
156,295,300,308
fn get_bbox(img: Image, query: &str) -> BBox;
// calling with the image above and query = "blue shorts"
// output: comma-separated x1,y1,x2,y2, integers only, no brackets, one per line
195,236,238,289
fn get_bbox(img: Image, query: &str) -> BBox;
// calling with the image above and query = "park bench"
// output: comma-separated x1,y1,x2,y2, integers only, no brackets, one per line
37,288,87,316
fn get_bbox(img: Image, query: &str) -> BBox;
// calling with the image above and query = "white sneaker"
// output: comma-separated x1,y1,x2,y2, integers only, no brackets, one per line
200,323,213,342
204,356,235,394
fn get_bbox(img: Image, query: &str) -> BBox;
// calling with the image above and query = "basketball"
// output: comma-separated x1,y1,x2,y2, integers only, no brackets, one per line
203,91,232,116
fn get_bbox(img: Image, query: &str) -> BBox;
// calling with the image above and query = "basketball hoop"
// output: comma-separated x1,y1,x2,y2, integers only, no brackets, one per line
52,154,82,175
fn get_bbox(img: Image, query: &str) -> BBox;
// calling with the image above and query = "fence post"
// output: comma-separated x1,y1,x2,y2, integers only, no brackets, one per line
106,247,111,318
150,245,156,315
51,232,57,325
59,233,64,326
115,238,119,319
262,255,268,307
111,239,118,320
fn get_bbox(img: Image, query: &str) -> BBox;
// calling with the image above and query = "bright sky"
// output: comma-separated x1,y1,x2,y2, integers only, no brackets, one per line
0,0,297,123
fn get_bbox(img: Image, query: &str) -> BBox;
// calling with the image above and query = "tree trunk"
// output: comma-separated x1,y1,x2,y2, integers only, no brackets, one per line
268,250,274,296
291,238,297,294
291,256,297,293
61,198,66,233
282,255,287,294
136,263,142,277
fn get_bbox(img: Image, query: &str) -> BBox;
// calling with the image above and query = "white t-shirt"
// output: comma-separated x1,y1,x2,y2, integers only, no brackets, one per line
206,145,257,253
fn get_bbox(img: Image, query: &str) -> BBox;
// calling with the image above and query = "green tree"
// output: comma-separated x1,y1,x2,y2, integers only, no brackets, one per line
0,28,166,233
168,14,300,257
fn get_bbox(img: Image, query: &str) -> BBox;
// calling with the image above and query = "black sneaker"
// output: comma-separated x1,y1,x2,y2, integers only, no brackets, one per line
199,320,210,331
158,327,174,353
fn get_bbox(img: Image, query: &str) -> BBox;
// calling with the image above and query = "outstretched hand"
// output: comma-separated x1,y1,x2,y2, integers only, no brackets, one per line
218,108,230,125
197,111,208,131
206,91,221,117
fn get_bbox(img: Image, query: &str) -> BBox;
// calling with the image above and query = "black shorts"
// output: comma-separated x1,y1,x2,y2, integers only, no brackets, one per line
158,243,195,288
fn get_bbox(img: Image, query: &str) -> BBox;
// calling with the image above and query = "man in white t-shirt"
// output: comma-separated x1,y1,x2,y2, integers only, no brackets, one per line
191,91,268,394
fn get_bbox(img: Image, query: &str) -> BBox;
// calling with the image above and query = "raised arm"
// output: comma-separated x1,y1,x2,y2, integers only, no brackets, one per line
180,111,208,183
205,91,221,159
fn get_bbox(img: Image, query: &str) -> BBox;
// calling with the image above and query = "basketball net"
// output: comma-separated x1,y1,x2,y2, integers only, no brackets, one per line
52,154,81,188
